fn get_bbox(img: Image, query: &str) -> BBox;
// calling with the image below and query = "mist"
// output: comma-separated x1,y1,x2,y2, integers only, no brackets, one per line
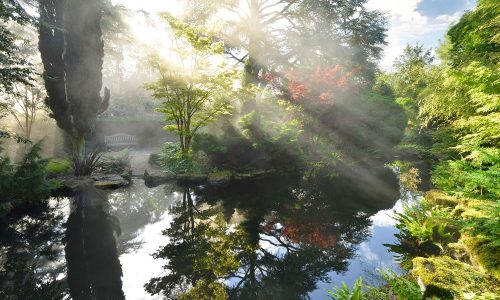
1,0,496,299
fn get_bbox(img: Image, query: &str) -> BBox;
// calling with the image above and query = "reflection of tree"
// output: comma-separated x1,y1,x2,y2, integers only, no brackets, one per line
147,167,399,299
0,200,67,299
146,189,243,299
106,181,178,255
65,185,124,300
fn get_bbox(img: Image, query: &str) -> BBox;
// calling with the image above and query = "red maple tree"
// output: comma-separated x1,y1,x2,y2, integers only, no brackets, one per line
262,65,356,104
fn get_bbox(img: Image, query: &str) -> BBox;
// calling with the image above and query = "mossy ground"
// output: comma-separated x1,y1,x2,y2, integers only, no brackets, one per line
412,256,498,299
406,191,500,299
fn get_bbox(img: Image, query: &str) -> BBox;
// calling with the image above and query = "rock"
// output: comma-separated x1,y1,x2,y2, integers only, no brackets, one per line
93,174,130,189
177,173,208,184
412,256,494,298
56,178,95,196
207,171,232,185
234,169,278,181
143,169,176,187
64,178,95,191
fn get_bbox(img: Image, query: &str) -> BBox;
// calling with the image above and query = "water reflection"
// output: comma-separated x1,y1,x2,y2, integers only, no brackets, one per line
0,165,401,300
148,166,400,299
0,199,67,299
65,184,125,300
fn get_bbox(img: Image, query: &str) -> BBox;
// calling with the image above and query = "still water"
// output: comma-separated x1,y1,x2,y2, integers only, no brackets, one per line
0,165,416,299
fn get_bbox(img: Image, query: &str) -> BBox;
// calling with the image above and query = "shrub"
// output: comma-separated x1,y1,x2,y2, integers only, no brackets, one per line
386,201,459,269
377,270,422,300
326,278,366,300
433,159,500,200
0,142,57,217
193,113,306,172
46,159,71,176
154,143,201,174
99,149,131,174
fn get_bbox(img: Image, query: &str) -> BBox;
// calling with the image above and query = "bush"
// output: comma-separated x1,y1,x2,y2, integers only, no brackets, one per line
0,142,57,217
193,113,306,172
326,278,366,300
326,272,422,300
46,159,71,176
433,159,500,200
154,143,201,174
386,200,459,269
99,149,131,174
376,270,422,300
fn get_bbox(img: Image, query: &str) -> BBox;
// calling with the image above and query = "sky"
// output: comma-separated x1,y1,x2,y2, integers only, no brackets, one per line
115,0,476,70
366,0,476,69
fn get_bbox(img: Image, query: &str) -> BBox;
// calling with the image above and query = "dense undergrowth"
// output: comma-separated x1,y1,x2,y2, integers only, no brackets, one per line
0,142,58,218
327,1,499,298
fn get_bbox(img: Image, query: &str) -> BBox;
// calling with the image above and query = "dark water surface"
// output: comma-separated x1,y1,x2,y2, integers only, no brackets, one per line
0,166,416,299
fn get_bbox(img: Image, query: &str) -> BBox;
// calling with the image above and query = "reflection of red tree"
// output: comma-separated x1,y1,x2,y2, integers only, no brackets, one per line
281,220,337,248
262,219,338,249
263,65,356,105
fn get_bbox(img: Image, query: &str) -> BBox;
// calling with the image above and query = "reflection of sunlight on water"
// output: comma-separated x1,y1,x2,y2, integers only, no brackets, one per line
120,211,172,300
371,185,423,227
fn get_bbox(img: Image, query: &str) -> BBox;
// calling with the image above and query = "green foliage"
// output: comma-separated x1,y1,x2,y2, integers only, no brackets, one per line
433,159,500,199
350,91,407,154
0,0,35,93
395,201,454,245
193,110,306,172
68,146,103,177
46,158,71,176
391,44,434,100
177,279,227,300
0,142,57,217
154,143,201,174
161,13,224,54
387,201,459,269
326,278,365,300
145,20,236,154
0,128,31,144
376,270,422,300
145,193,244,298
373,74,395,98
446,0,500,67
381,2,499,294
240,111,305,170
99,149,131,174
326,272,422,300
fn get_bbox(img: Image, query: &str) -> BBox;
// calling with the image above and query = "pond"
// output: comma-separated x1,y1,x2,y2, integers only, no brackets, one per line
0,165,420,299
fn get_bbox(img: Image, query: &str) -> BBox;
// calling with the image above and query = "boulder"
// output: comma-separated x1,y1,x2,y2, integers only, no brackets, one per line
93,174,130,189
143,169,176,187
234,169,278,181
177,173,208,184
207,171,232,185
56,178,95,196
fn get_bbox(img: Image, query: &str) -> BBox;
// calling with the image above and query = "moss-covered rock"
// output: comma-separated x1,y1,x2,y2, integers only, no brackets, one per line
462,235,500,281
92,174,131,189
143,169,176,187
412,256,497,299
425,190,463,207
177,173,208,184
207,170,232,185
234,169,279,180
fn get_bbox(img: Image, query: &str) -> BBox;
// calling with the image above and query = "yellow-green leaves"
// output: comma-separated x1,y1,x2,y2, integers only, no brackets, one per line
161,13,224,54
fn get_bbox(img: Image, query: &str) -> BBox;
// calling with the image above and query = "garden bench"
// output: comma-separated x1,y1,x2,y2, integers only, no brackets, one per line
104,133,138,149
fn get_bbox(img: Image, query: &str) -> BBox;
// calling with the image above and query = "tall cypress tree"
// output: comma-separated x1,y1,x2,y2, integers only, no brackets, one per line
38,0,109,175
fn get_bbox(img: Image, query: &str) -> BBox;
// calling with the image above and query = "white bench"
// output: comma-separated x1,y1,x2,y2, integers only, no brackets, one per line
104,133,137,149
